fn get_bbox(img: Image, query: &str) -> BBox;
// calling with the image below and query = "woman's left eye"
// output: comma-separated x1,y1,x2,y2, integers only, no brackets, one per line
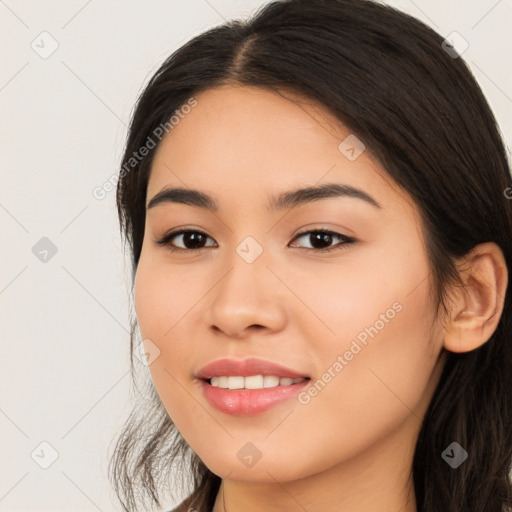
290,229,356,252
154,229,355,253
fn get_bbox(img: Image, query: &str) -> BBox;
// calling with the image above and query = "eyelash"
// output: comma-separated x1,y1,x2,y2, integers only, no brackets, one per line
154,228,356,253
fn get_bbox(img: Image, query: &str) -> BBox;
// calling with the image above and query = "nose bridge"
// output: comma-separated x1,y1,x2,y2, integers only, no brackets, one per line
206,233,286,335
216,234,269,307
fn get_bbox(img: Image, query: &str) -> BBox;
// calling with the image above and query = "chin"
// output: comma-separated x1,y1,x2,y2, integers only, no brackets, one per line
198,452,313,483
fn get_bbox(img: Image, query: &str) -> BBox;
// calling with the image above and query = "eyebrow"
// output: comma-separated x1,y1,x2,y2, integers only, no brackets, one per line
146,183,382,211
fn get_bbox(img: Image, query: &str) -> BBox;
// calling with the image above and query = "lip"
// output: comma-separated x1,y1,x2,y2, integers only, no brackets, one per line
197,357,310,380
197,358,311,416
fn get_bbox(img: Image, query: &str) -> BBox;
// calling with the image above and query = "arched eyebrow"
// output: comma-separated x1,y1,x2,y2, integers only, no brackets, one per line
146,183,382,211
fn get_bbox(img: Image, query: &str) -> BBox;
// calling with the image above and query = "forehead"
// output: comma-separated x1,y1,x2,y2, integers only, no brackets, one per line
147,85,411,212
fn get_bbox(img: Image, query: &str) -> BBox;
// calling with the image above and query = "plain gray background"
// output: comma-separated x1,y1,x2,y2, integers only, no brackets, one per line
1,1,511,510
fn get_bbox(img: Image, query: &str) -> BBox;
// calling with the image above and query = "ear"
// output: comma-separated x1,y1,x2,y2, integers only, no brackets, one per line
443,242,508,353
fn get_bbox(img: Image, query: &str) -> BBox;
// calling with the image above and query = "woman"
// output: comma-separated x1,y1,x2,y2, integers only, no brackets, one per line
109,0,512,511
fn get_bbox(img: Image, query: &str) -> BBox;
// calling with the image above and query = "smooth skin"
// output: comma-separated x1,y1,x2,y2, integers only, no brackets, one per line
134,85,508,512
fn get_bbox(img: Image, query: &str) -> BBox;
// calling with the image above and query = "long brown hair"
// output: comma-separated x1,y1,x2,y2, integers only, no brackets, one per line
110,1,512,510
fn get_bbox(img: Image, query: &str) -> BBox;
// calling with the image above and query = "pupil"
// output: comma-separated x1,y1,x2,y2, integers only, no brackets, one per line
311,232,332,249
185,232,205,248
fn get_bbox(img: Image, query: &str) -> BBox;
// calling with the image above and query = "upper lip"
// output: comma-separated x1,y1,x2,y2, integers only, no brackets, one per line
197,358,310,380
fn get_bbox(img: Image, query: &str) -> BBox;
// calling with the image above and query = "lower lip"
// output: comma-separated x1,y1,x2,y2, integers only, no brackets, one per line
200,379,310,416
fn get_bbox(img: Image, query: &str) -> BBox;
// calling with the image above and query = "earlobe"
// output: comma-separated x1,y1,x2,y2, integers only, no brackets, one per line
442,242,508,354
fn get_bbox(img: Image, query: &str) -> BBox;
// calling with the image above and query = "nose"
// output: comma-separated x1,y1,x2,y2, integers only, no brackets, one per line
206,249,288,339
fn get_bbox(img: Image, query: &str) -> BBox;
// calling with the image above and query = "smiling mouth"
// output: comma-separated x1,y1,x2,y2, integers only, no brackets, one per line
206,375,310,390
200,374,311,416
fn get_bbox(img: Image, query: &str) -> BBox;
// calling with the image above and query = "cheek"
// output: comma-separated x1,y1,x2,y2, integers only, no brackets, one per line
284,231,431,346
133,255,208,430
134,261,202,379
320,274,438,426
290,236,439,437
134,253,205,341
285,280,440,476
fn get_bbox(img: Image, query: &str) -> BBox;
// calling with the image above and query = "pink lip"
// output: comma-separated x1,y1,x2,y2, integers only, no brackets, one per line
196,357,310,380
197,358,311,416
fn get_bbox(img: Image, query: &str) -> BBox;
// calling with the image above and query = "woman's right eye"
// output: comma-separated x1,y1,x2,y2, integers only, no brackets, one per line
154,230,217,251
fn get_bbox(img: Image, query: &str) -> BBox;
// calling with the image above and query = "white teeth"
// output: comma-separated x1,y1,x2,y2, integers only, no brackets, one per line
209,375,306,390
228,376,245,389
245,375,264,389
263,375,280,388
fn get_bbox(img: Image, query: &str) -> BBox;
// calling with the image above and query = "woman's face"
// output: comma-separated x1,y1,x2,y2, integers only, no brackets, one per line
134,84,446,483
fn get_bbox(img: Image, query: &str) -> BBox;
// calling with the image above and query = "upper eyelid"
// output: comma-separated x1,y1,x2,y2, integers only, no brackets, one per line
157,227,353,248
161,227,347,239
